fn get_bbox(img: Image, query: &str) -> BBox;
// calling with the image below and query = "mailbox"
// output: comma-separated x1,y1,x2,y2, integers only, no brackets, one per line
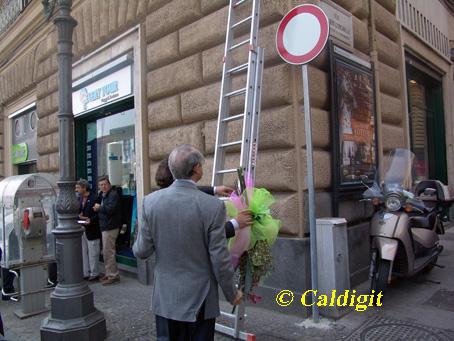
0,173,57,318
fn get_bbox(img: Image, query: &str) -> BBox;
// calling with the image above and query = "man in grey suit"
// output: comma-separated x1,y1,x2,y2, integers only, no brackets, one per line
133,144,242,340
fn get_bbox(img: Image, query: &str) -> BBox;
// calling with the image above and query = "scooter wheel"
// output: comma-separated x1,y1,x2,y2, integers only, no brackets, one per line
370,259,391,297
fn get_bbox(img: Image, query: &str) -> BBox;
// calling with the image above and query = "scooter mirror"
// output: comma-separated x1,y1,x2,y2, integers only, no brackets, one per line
360,175,369,183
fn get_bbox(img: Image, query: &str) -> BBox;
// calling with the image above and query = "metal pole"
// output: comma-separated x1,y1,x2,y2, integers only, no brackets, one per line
302,64,319,323
41,1,106,339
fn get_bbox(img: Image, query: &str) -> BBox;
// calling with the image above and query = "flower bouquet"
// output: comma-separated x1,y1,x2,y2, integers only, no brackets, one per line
225,170,280,303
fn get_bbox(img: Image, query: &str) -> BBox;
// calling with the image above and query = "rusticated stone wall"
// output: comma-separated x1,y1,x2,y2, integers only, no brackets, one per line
144,0,310,236
35,0,149,174
0,0,406,240
373,0,407,153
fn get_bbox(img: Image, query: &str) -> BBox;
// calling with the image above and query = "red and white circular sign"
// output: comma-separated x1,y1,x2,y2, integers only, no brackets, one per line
276,4,329,65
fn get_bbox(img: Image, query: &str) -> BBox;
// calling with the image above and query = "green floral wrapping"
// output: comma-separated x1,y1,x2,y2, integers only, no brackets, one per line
226,187,281,302
225,200,239,220
225,188,280,250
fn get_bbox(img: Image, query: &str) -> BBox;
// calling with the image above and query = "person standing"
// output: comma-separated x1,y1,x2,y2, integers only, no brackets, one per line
154,154,253,238
93,176,121,286
133,144,242,340
75,179,101,281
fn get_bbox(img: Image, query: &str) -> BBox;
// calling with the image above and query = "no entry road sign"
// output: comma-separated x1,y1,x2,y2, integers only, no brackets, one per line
275,4,330,324
276,4,329,65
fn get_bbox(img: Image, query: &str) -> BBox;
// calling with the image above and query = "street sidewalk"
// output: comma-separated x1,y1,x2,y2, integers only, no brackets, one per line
2,227,454,340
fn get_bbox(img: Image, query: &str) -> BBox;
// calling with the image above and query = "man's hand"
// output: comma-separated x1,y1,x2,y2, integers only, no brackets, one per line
93,203,101,212
236,210,253,229
232,289,243,306
215,185,234,197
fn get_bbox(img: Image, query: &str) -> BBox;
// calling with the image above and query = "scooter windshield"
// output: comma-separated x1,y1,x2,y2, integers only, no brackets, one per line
383,148,415,189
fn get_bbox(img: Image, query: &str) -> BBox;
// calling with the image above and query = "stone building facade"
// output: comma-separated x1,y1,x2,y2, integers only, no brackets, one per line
0,0,452,315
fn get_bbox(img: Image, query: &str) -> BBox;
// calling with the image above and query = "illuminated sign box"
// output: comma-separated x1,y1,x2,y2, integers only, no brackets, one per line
72,65,132,116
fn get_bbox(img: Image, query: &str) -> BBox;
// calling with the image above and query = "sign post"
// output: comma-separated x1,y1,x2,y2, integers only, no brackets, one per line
276,4,329,323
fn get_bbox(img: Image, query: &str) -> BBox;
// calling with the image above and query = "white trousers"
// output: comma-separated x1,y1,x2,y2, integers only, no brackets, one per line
82,233,100,277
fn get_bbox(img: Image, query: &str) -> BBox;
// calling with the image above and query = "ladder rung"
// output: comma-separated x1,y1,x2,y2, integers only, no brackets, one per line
217,168,238,174
227,63,248,74
231,16,252,30
233,0,248,8
230,39,249,51
220,311,236,319
220,140,242,148
224,87,246,98
222,113,244,122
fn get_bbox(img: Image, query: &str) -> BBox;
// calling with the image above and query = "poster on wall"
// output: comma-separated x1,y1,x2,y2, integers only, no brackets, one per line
331,44,377,189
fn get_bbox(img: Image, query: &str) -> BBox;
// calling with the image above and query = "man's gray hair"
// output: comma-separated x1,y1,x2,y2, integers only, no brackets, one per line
168,144,204,179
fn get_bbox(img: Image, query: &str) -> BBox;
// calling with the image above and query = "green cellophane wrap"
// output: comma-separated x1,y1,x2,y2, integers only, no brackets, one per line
225,188,281,301
226,188,280,250
225,200,239,220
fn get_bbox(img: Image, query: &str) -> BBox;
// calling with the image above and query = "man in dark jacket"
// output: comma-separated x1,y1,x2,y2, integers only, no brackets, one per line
76,179,101,281
93,176,121,285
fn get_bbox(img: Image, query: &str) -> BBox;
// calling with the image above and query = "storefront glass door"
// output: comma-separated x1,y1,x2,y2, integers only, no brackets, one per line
76,100,137,267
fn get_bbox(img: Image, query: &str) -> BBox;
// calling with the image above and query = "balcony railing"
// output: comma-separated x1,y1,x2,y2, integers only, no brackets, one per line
0,0,32,36
396,0,450,61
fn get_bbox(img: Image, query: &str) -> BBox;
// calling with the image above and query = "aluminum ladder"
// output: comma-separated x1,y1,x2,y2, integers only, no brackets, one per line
212,0,264,340
211,0,264,188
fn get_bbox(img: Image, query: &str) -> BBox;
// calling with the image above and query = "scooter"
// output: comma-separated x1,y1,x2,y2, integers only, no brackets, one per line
362,148,453,294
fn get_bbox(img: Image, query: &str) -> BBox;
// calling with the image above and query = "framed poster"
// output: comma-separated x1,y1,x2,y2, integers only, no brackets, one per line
330,43,377,197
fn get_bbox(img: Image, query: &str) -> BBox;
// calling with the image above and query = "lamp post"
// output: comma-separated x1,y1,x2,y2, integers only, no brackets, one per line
40,1,106,339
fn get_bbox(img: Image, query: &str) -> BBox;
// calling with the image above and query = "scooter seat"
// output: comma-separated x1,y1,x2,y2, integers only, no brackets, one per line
409,212,436,229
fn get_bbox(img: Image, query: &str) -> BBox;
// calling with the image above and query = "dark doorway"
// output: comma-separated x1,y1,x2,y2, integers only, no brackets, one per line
406,62,447,184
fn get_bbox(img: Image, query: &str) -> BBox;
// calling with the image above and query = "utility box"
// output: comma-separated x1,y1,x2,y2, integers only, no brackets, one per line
316,218,350,318
0,174,57,318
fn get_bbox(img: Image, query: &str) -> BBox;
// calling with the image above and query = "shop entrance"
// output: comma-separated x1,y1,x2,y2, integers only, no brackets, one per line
75,98,137,267
406,62,447,184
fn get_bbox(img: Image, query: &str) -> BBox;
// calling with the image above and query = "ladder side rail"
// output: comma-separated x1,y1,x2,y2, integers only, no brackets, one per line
212,0,238,187
246,47,265,182
249,0,261,49
239,50,258,172
234,302,246,339
239,0,261,172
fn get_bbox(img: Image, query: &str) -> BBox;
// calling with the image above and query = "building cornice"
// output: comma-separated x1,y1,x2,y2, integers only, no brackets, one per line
440,0,454,15
0,1,52,69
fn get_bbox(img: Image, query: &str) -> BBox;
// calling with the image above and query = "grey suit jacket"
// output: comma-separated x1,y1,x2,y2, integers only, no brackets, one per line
133,180,236,322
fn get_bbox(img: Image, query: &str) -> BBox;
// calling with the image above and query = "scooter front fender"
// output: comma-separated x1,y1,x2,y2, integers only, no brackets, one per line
373,236,398,261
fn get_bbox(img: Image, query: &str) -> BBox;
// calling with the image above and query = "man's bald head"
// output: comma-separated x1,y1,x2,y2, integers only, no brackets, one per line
168,144,204,180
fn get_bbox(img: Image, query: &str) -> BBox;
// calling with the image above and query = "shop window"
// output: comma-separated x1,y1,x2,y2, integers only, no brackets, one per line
408,81,428,180
85,109,135,193
10,106,38,174
406,62,447,184
76,100,137,267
